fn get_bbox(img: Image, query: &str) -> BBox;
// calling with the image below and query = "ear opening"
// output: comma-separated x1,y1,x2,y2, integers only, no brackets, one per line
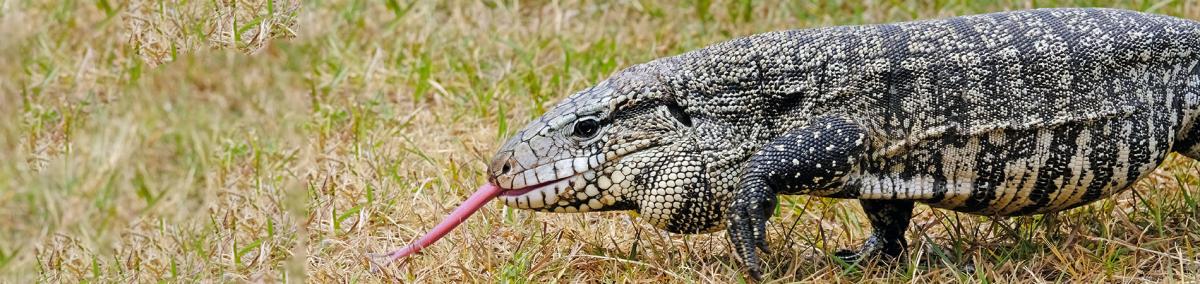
664,100,693,127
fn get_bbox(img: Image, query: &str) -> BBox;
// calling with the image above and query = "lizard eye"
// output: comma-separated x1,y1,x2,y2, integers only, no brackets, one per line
572,118,601,139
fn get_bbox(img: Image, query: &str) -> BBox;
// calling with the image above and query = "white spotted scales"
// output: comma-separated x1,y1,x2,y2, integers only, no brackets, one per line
479,8,1200,280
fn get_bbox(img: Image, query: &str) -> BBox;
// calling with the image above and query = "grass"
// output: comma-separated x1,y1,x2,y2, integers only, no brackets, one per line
2,0,1199,282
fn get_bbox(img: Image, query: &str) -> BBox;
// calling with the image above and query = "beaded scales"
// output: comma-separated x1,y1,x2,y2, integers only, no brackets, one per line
484,8,1200,279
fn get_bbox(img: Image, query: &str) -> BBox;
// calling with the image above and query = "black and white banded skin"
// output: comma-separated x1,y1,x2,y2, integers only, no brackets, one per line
484,8,1200,279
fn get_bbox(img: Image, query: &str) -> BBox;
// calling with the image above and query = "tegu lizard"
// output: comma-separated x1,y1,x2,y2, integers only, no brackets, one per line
377,8,1200,280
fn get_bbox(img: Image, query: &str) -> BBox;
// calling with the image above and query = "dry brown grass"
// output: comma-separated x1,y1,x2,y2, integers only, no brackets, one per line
2,0,1198,282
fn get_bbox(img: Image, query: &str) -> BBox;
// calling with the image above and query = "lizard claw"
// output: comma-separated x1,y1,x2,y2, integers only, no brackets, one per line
832,231,911,266
727,191,776,281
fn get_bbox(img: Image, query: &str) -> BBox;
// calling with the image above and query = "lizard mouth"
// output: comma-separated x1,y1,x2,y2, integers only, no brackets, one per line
498,176,574,209
498,176,569,196
374,174,583,266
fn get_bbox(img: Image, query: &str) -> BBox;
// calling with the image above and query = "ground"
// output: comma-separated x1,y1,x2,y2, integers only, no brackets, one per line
2,0,1199,282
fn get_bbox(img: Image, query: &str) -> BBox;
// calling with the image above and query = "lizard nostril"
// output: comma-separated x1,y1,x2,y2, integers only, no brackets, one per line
489,152,517,178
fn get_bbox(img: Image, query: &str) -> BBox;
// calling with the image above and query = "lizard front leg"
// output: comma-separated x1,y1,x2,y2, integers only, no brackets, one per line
727,116,868,279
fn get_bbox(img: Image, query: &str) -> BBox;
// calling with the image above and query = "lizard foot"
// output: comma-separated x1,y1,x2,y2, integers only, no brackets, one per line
727,189,776,281
832,234,905,265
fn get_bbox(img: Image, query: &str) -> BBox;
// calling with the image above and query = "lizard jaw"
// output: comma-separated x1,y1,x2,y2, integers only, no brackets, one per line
498,177,573,209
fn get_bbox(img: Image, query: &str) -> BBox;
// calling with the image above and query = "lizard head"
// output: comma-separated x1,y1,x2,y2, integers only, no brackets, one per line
376,63,726,263
487,65,728,233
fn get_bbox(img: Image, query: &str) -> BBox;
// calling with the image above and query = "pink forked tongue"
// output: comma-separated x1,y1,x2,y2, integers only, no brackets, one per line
370,183,502,271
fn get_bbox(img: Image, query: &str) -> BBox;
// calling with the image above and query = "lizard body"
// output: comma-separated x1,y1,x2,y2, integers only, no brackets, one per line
381,8,1200,280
